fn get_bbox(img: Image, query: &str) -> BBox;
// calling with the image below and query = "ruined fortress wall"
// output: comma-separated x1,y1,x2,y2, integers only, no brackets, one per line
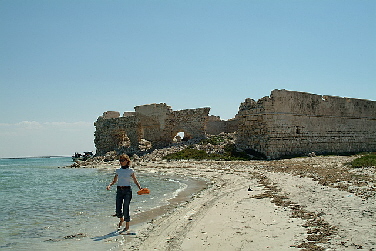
94,115,140,156
236,89,376,159
94,89,375,159
206,116,238,135
94,104,210,155
206,116,226,135
134,104,210,148
134,103,172,146
166,108,210,141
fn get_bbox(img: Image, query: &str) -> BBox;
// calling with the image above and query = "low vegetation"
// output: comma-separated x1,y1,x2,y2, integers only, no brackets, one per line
349,152,376,168
163,144,253,161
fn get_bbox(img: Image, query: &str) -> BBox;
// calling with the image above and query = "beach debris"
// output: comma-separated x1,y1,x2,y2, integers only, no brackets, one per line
250,171,338,250
45,233,87,242
63,233,87,239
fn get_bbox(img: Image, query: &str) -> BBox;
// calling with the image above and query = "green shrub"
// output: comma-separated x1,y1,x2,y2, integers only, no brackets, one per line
350,153,376,168
163,149,209,160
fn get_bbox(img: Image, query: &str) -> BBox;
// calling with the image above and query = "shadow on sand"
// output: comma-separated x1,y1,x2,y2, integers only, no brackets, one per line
91,230,119,241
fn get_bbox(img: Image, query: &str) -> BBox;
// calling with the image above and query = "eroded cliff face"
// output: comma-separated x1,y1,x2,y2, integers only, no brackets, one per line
94,90,376,159
236,89,376,159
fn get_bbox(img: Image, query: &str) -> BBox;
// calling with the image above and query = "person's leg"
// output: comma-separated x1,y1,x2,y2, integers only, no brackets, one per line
123,190,133,230
118,217,124,228
116,189,125,228
115,190,124,218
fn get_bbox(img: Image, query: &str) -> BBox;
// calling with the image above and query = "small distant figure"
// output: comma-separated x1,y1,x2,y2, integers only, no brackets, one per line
248,186,253,191
308,152,316,157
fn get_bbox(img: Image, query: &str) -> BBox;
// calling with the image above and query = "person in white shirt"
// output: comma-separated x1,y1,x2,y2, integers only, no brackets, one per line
106,154,142,230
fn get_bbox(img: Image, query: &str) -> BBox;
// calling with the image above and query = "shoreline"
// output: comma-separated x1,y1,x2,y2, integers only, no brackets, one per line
94,162,209,231
115,156,375,251
129,174,208,229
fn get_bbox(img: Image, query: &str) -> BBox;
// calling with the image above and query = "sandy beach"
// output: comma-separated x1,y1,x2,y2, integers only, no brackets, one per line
112,155,376,251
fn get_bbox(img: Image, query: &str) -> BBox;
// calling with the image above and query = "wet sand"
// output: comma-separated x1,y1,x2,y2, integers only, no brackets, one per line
129,174,208,227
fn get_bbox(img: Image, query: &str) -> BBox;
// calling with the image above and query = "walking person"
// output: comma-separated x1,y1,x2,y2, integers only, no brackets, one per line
106,154,142,231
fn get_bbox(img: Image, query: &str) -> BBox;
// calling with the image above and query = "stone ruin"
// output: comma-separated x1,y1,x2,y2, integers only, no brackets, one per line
236,89,376,159
94,89,376,159
94,103,214,155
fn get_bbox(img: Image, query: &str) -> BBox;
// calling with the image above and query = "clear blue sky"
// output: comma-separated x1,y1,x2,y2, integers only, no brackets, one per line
1,0,375,158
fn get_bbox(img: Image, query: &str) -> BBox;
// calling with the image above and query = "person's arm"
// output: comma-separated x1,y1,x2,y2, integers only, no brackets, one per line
131,173,142,190
106,174,118,190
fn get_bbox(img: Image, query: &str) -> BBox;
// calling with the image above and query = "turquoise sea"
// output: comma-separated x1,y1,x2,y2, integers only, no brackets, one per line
0,157,189,250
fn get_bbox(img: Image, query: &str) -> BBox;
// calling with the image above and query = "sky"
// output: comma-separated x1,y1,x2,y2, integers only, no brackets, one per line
0,0,375,158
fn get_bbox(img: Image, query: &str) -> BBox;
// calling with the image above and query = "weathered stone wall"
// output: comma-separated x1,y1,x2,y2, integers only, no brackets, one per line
94,115,139,155
94,103,210,155
134,103,173,148
206,115,238,135
103,111,120,119
236,89,376,159
167,107,210,141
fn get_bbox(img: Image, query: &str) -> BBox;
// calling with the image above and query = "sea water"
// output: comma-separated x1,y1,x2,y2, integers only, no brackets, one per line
0,157,188,250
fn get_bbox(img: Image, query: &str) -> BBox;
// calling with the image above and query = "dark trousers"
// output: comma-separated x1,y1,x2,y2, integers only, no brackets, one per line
116,187,132,222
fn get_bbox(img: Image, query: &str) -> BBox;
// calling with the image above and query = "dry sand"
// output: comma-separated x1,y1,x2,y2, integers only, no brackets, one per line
119,156,376,251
